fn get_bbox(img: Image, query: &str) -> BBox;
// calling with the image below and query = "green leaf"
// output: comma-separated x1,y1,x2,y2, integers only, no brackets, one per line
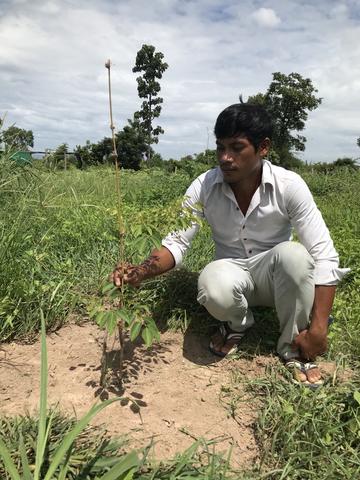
99,452,139,480
136,236,148,255
141,327,153,348
323,432,332,445
145,318,160,342
95,311,109,329
129,320,142,342
116,308,133,325
130,223,142,238
283,403,294,415
354,391,360,405
0,437,21,480
106,311,118,335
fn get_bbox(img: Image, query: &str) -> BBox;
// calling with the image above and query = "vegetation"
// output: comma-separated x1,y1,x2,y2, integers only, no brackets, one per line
1,62,359,476
248,72,322,167
1,155,359,477
1,125,34,151
133,44,169,163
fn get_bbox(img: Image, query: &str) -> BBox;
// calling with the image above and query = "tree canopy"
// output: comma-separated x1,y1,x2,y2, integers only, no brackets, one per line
1,126,34,151
133,44,168,162
248,72,322,163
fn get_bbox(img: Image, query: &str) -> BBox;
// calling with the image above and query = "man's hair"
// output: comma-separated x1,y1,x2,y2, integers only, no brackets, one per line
214,103,273,150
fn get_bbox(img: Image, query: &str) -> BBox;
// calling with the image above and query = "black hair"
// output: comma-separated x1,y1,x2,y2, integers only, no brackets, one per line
214,103,273,150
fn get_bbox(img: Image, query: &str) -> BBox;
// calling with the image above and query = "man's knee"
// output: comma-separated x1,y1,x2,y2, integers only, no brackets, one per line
198,260,233,307
272,241,315,284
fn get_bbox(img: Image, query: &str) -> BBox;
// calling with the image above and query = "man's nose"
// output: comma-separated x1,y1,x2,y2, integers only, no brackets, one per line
219,151,232,163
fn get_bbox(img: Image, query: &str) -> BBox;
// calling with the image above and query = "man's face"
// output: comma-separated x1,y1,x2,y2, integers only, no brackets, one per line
216,135,269,184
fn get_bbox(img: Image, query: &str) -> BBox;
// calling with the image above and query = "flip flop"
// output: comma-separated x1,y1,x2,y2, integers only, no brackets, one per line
303,362,324,388
209,323,246,357
284,359,323,390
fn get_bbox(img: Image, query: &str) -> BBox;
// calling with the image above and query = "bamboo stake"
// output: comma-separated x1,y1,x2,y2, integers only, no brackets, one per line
104,59,125,388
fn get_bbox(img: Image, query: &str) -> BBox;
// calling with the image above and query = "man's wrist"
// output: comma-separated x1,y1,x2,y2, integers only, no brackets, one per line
310,315,329,333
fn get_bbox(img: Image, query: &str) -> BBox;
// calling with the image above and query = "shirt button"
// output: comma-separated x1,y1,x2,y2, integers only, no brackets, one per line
236,207,239,211
244,238,247,241
249,250,252,254
242,225,245,229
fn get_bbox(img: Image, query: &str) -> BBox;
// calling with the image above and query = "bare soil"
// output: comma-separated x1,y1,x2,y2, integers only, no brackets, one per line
0,322,337,468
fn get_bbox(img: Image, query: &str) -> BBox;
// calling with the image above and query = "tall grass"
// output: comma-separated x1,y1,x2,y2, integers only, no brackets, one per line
1,157,360,478
1,160,359,359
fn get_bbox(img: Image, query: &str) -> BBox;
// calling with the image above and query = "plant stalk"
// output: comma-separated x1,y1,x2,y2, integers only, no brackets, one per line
105,59,125,387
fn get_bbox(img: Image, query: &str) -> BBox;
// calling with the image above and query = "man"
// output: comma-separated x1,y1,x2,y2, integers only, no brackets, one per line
112,103,348,387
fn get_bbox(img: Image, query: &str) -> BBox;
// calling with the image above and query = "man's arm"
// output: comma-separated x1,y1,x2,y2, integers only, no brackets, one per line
293,285,336,359
285,175,347,360
112,246,175,287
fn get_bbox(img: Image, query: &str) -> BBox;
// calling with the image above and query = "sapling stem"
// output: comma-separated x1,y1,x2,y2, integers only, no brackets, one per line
104,59,125,389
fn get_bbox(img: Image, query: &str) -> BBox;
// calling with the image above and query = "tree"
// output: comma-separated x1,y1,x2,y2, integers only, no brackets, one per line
248,72,322,158
45,143,76,170
333,157,358,170
115,118,149,170
1,126,34,151
132,44,168,162
357,137,360,148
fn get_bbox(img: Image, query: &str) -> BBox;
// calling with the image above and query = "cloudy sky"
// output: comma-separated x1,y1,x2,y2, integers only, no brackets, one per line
1,0,359,162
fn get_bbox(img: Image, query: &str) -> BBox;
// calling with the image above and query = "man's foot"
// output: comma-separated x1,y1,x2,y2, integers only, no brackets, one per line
284,359,323,389
209,323,246,357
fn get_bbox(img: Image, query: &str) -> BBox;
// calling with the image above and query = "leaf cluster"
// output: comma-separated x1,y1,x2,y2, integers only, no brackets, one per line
248,71,322,156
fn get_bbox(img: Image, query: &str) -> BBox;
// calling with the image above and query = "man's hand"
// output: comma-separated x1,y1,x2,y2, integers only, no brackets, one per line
292,328,327,360
111,262,146,288
110,248,175,289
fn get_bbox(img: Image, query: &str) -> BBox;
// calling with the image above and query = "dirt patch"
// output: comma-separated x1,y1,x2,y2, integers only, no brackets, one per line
0,323,266,467
0,322,339,468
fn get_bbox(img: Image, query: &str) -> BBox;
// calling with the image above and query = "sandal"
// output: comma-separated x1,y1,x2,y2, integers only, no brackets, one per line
303,362,324,388
284,359,323,390
209,323,246,357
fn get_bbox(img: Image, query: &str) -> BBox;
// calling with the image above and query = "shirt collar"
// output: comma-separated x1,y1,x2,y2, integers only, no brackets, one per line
262,159,275,188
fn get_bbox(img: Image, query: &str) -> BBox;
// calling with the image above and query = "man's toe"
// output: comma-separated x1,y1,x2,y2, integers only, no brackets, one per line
304,363,323,384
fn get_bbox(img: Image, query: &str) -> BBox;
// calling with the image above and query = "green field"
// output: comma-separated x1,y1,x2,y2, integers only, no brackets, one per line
1,156,359,478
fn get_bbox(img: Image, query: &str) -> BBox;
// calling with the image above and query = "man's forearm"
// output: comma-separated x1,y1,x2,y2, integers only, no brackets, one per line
140,246,176,280
310,285,336,333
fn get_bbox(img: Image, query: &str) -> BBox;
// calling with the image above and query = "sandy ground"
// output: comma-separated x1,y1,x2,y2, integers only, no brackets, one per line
0,322,337,468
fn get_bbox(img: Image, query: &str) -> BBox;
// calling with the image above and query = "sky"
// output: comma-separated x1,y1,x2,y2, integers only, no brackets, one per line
1,0,359,163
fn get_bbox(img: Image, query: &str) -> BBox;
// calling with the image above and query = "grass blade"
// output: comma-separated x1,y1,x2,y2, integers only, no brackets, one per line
57,443,73,480
34,309,48,480
19,433,33,480
43,398,121,480
99,451,139,480
170,441,200,478
0,437,21,480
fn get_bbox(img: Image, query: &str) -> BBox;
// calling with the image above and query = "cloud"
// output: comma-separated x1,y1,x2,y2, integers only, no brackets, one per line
0,0,359,163
251,7,281,28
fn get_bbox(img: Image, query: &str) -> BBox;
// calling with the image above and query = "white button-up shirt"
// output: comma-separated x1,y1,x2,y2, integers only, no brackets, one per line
162,160,349,285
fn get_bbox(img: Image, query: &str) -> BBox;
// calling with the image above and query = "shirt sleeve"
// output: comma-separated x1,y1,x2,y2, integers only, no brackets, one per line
285,175,350,285
161,176,204,266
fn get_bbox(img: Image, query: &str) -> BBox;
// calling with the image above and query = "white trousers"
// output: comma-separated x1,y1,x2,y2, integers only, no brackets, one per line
197,241,315,360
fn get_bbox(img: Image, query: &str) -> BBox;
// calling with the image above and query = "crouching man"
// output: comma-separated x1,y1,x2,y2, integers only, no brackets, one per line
112,103,349,388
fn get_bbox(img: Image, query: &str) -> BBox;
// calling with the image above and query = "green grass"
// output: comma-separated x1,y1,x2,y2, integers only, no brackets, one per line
222,363,360,479
1,156,360,478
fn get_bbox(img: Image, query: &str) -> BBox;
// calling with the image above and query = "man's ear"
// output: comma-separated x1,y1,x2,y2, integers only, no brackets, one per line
259,138,271,158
